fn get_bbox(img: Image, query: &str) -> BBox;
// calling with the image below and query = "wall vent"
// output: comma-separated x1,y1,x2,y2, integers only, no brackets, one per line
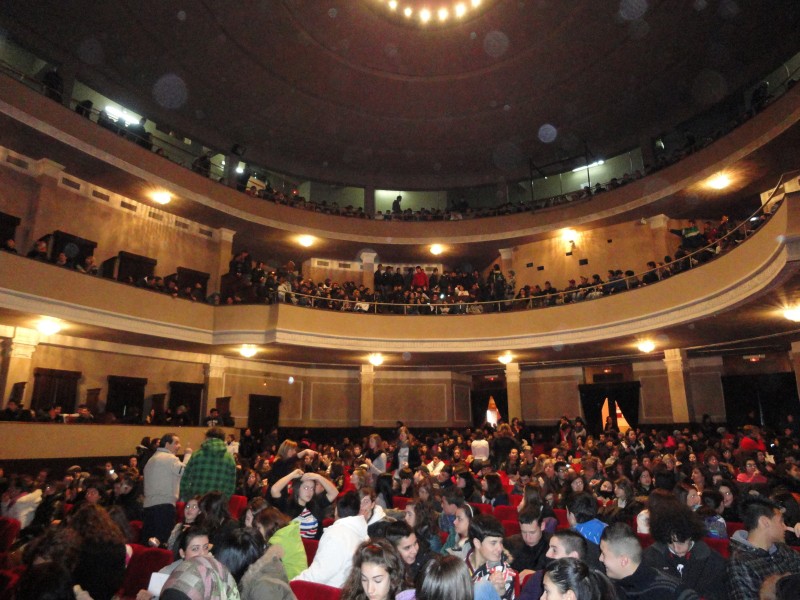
120,201,137,211
61,177,81,190
92,190,110,201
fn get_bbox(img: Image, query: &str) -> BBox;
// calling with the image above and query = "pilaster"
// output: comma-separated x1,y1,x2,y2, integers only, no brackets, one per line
663,348,693,422
360,364,375,426
505,362,521,422
1,328,41,408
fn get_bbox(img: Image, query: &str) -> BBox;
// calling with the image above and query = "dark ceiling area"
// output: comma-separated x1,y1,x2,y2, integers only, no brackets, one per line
2,0,799,189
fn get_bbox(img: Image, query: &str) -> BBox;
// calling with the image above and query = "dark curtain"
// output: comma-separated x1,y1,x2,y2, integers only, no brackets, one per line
31,368,81,412
578,382,641,433
722,373,800,430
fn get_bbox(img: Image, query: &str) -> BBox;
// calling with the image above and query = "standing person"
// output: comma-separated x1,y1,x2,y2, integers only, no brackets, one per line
142,433,191,545
392,426,421,476
180,428,236,500
392,195,403,215
727,496,800,600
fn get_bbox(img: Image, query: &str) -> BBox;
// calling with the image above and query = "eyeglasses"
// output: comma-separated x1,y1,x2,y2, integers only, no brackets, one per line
188,543,213,553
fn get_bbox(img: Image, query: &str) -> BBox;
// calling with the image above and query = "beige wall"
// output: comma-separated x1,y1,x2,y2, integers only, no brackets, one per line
31,344,206,415
18,175,221,278
511,220,681,291
632,361,674,424
0,168,38,247
0,422,232,460
688,357,725,421
520,368,583,424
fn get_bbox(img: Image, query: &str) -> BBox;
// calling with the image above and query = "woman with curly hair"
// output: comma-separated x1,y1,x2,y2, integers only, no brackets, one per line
341,539,408,600
67,503,127,600
641,500,727,600
405,499,442,553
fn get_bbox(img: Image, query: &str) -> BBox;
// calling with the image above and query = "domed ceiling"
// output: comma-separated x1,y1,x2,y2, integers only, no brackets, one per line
1,0,799,189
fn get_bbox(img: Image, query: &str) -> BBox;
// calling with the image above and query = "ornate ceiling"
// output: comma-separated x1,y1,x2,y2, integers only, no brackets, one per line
2,0,799,189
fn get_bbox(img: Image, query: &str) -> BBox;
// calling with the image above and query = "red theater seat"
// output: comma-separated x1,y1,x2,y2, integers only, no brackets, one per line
0,519,20,553
117,544,174,599
228,495,248,520
302,538,319,563
290,580,342,600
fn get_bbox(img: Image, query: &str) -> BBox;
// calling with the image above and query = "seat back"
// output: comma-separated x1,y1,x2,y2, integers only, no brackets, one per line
0,519,20,553
301,538,319,564
502,520,521,536
509,494,523,507
553,508,570,530
469,503,493,516
494,505,518,521
726,521,744,538
128,520,143,544
176,501,185,524
228,495,248,520
636,533,654,549
118,544,174,599
289,580,342,600
0,566,25,600
392,496,410,511
703,536,730,559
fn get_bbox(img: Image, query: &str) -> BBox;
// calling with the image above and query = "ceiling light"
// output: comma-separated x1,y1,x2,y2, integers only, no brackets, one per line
706,173,731,190
388,0,397,9
298,235,314,247
572,160,604,172
498,352,513,365
368,353,384,366
36,319,62,336
438,7,449,20
561,229,577,244
455,3,467,17
784,307,800,322
637,340,656,353
151,191,171,205
239,344,258,358
235,166,244,174
419,8,431,22
471,0,481,6
430,244,443,255
404,6,413,17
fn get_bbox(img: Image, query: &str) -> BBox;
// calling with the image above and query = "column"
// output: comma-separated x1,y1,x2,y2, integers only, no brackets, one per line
498,247,514,275
790,342,800,402
364,186,376,216
203,355,227,417
505,362,521,422
663,348,693,423
1,328,40,409
58,62,79,109
210,228,236,295
360,250,379,291
224,152,240,189
360,364,375,427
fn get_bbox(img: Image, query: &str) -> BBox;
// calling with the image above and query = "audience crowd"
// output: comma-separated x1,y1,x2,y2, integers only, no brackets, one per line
2,413,800,599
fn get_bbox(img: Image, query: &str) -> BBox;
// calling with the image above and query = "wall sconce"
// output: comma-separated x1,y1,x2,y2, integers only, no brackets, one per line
368,353,384,366
498,352,513,365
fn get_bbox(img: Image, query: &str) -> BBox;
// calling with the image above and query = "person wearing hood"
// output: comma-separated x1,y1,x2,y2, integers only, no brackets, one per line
727,496,800,600
292,491,369,588
180,427,237,500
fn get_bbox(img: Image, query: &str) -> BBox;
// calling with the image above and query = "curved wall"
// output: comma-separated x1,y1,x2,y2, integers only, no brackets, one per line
2,73,800,246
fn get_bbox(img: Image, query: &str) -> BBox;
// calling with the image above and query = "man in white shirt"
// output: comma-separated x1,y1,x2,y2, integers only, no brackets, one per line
142,433,191,544
292,491,368,588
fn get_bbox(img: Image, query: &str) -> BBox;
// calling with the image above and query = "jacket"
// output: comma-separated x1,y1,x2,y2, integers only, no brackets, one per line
239,552,296,600
292,515,368,588
726,529,800,600
642,539,727,600
179,437,236,500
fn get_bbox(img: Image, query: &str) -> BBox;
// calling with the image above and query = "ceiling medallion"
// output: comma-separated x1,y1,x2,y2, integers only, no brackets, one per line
368,0,494,27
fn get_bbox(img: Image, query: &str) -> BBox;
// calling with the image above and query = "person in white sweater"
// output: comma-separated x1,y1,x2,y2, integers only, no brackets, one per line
292,491,368,588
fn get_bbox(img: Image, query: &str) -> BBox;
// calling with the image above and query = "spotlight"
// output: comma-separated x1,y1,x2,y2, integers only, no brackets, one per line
36,319,62,336
784,307,800,322
419,8,431,22
498,352,513,365
239,344,258,358
637,340,656,353
706,173,731,190
151,191,171,205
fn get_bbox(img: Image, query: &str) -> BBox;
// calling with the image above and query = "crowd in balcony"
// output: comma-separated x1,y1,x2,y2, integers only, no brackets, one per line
2,410,800,600
220,213,766,313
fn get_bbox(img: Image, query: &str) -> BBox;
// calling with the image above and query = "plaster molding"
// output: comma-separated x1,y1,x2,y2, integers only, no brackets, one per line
205,354,228,379
504,362,521,383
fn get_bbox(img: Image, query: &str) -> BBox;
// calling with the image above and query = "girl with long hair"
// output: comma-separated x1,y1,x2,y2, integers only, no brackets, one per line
341,540,408,600
542,557,616,600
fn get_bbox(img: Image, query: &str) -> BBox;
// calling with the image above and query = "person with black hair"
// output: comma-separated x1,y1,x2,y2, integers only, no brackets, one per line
542,557,616,600
341,540,408,600
600,522,699,600
415,554,474,600
214,527,294,600
727,495,800,600
383,519,437,584
504,505,550,576
642,501,726,600
518,529,588,600
467,513,518,599
566,492,607,545
292,490,369,588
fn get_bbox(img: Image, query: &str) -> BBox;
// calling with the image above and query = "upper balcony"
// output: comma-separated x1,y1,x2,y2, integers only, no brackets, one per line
2,70,800,268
